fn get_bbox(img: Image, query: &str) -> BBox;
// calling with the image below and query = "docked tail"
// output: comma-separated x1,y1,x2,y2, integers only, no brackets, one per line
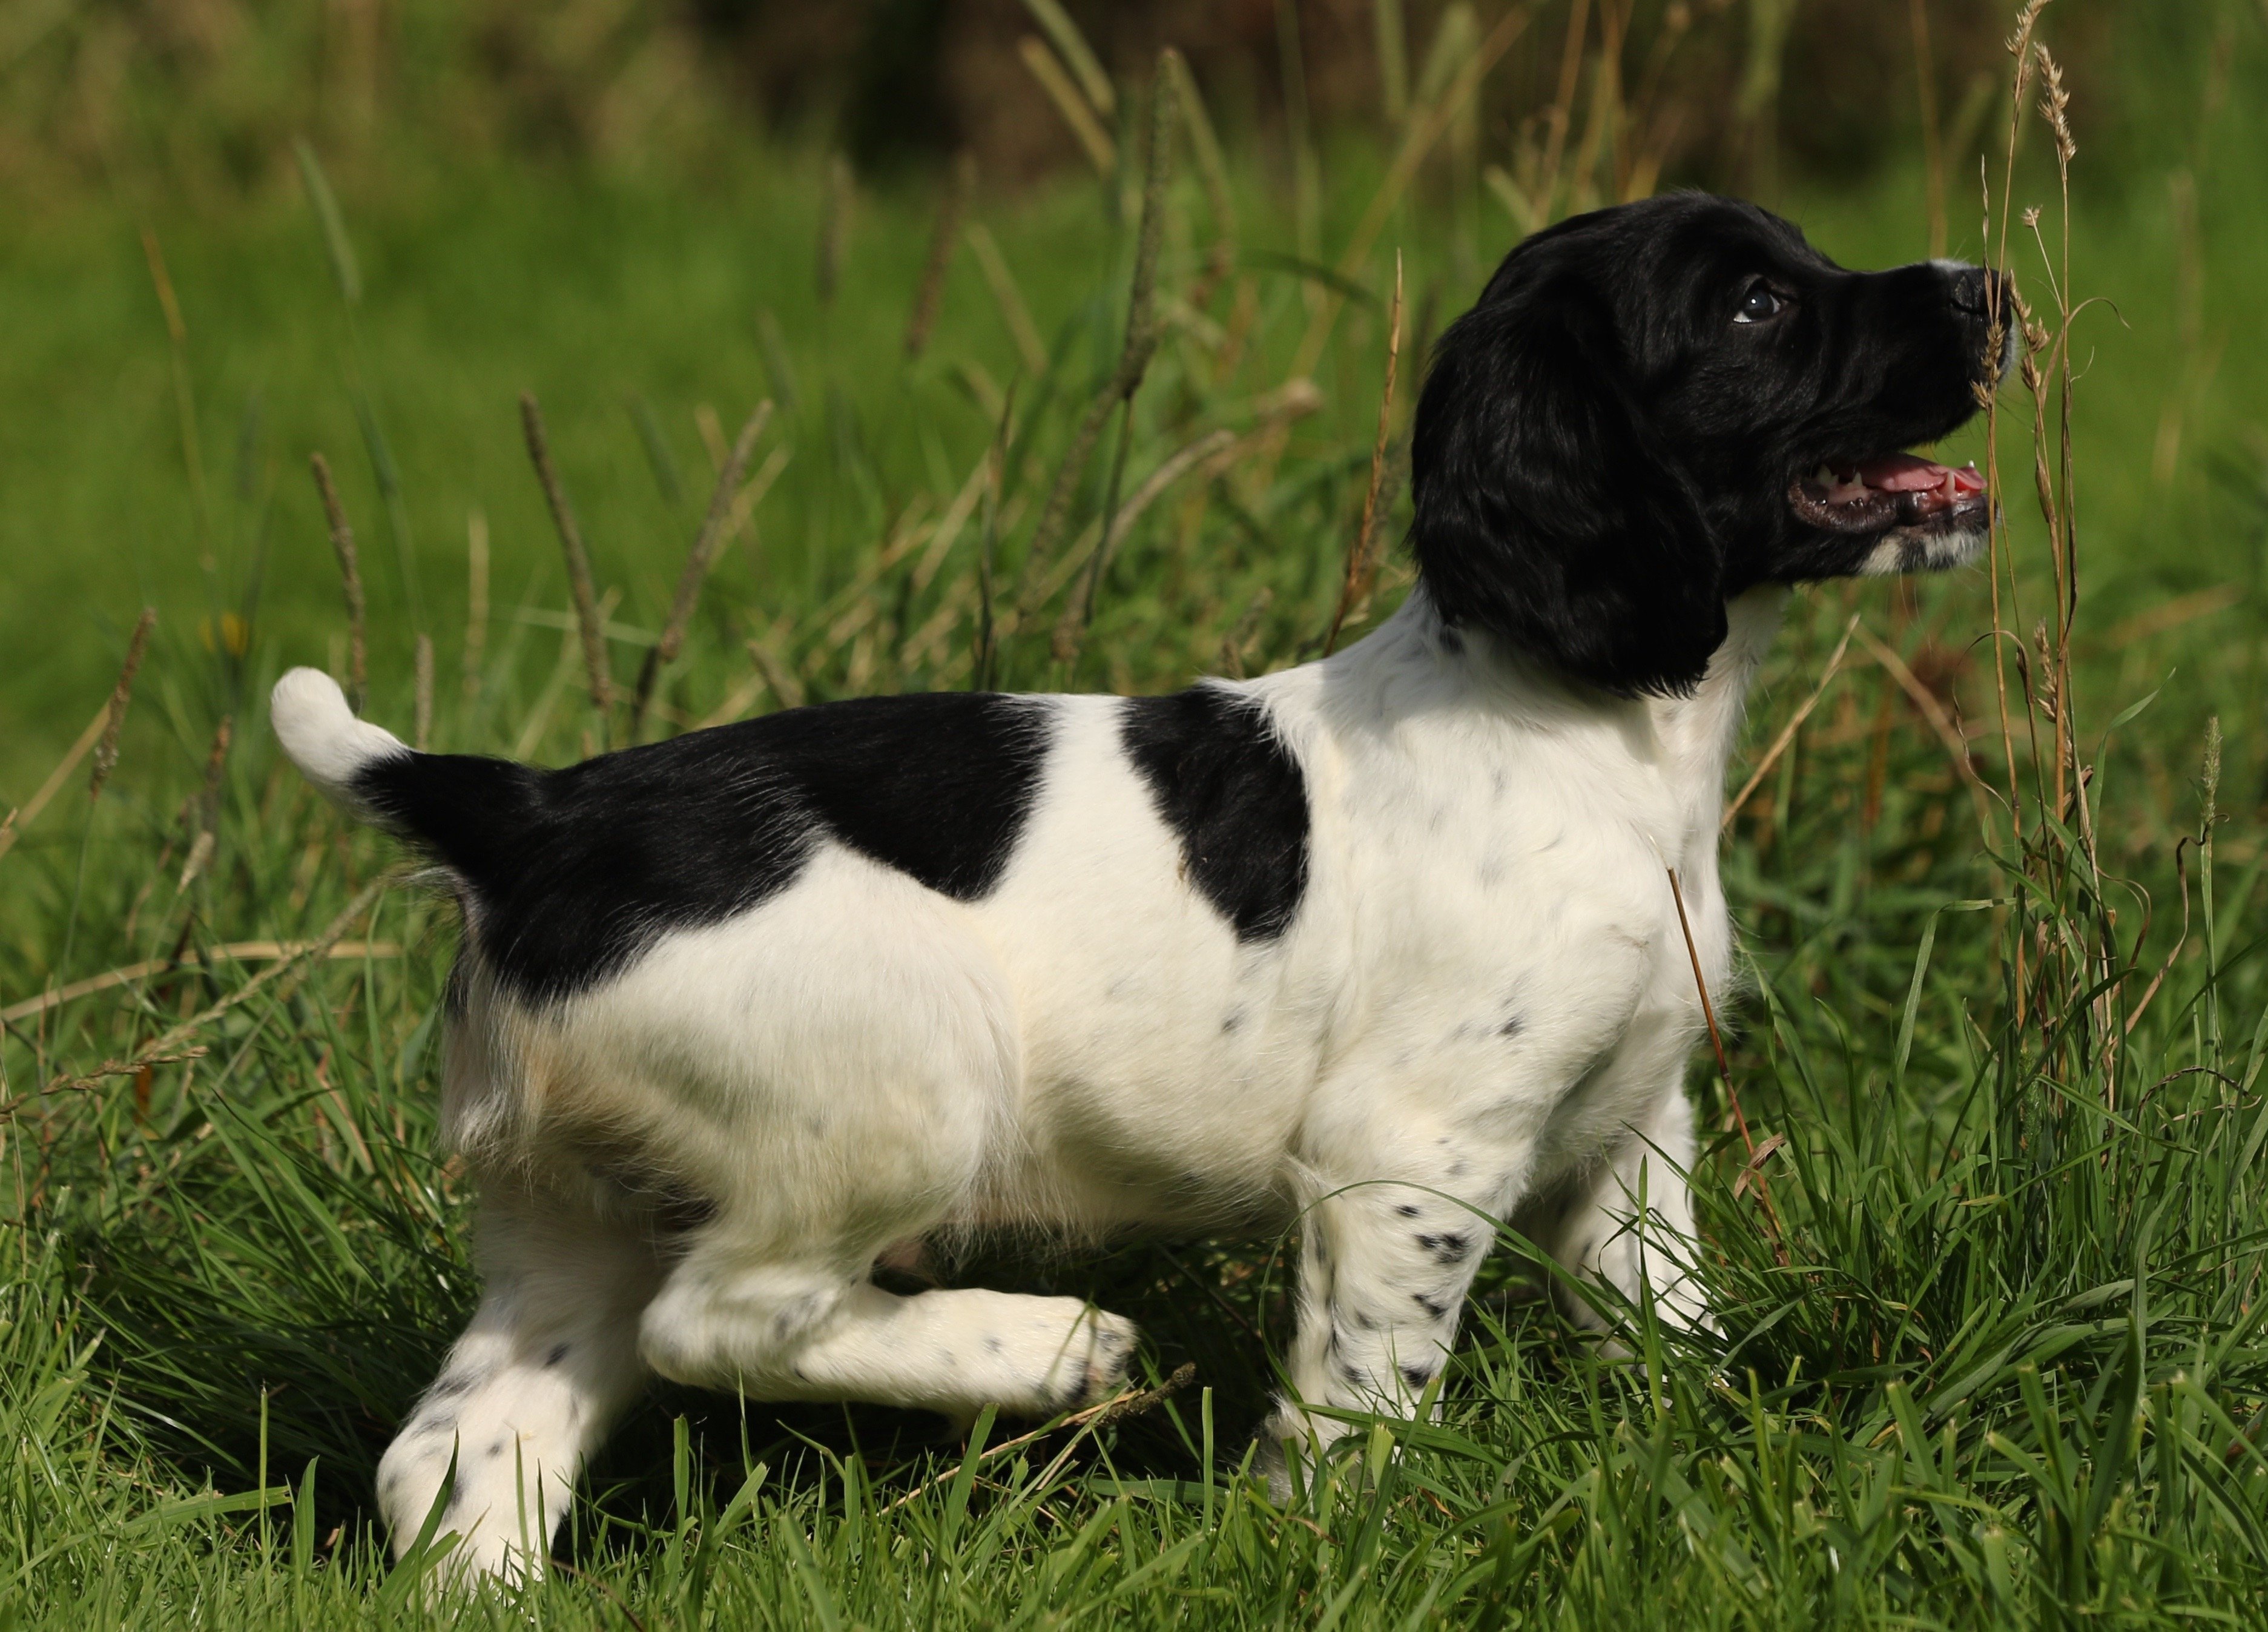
271,668,536,886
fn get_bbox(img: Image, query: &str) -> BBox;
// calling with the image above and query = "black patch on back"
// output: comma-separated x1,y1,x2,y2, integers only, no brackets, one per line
1119,686,1309,942
354,693,1050,1003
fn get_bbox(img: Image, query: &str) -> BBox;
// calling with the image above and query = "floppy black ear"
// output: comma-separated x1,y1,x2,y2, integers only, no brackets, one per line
1408,277,1725,696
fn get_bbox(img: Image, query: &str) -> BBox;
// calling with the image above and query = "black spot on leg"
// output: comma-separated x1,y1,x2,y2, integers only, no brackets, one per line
544,1343,571,1367
984,1335,1003,1355
1499,1014,1525,1039
486,1440,506,1459
1221,1008,1245,1034
1417,1233,1472,1266
1395,1203,1421,1218
1401,1363,1436,1389
1413,1292,1448,1319
1339,1361,1365,1386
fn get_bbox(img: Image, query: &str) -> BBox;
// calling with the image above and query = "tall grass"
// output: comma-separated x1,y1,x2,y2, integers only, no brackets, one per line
2,3,2266,1625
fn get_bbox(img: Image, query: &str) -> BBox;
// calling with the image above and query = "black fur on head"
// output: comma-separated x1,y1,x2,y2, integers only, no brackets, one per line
1409,193,2009,697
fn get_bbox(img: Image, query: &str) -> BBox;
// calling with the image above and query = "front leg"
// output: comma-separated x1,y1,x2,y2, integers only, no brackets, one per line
1526,1080,1711,1335
1265,1155,1507,1482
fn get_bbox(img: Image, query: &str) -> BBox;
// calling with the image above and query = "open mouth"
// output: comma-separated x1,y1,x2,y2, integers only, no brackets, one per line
1787,452,1988,537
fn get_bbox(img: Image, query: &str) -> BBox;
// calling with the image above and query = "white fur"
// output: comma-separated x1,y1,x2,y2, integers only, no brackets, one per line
278,584,1788,1576
271,669,408,811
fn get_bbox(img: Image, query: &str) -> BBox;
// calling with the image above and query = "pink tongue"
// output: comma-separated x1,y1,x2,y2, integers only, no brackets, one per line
1858,453,1955,491
1853,452,1986,494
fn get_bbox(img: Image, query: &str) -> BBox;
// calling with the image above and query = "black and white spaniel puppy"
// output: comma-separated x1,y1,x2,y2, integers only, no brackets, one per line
274,193,2005,1576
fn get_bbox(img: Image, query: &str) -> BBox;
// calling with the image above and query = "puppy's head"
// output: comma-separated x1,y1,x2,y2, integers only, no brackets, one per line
1410,193,2008,696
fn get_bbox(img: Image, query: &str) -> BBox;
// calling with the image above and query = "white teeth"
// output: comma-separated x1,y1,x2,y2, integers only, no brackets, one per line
1813,465,1837,487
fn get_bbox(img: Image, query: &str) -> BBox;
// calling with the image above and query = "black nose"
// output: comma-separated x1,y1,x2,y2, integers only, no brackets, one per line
1946,263,2008,321
1943,263,2016,383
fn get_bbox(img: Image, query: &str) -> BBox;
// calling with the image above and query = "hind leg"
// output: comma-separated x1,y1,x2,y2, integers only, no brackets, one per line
570,851,1139,1421
638,1238,1136,1421
377,1184,665,1578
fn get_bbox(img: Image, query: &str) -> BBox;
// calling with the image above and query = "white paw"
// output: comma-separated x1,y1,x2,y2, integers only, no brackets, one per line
1024,1304,1138,1414
1076,1309,1139,1405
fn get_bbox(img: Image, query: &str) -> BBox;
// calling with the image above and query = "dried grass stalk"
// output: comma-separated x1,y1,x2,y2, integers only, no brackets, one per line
694,403,728,474
1019,0,1115,117
755,307,802,413
745,635,805,711
974,386,1015,692
0,704,112,867
292,137,362,307
1288,4,1531,382
631,401,775,739
463,508,489,701
1026,55,1179,621
965,224,1051,379
140,226,210,541
1374,0,1410,123
1911,0,1948,257
414,633,433,752
1532,0,1591,222
1050,427,1237,660
309,454,367,712
1166,52,1237,312
90,609,157,802
906,153,977,360
518,392,615,724
177,715,234,893
1020,36,1118,179
1325,253,1405,655
1219,587,1273,680
819,154,854,308
1721,615,1861,833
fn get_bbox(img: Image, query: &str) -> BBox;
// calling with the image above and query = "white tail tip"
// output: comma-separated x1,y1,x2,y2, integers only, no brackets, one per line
271,667,409,805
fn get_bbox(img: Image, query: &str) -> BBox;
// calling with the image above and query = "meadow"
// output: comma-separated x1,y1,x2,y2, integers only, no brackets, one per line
3,2,2268,1625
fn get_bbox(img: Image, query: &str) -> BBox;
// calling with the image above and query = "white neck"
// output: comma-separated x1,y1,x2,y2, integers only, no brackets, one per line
1287,582,1788,884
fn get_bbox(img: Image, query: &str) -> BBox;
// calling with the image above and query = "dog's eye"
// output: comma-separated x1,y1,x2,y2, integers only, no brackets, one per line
1734,285,1785,325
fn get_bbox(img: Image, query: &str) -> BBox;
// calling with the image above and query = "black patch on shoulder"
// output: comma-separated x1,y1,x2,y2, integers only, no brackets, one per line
354,693,1052,1003
1119,686,1309,942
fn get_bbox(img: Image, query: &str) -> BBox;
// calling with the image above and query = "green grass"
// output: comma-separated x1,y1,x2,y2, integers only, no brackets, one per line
5,17,2268,1627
